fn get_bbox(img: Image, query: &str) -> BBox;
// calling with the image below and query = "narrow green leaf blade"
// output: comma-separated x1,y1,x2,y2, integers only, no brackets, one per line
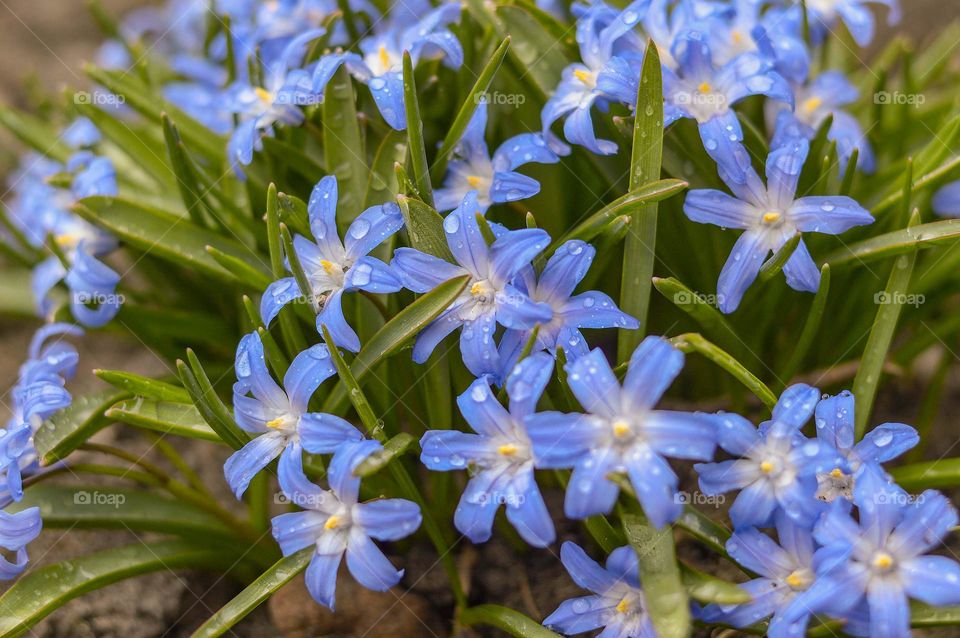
34,389,129,465
105,397,221,442
680,563,750,605
93,370,191,403
355,432,417,477
323,66,366,219
824,218,960,267
670,333,777,411
460,604,562,638
398,195,455,261
402,51,434,206
891,458,960,490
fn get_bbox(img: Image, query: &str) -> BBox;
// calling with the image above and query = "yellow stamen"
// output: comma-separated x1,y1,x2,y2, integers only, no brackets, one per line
378,45,391,71
873,552,894,570
498,444,518,456
612,419,631,438
732,30,743,44
254,87,273,103
830,467,845,478
802,96,823,114
698,82,712,94
471,282,485,296
265,417,286,430
615,597,631,614
763,211,782,223
324,515,341,530
759,460,775,474
466,175,482,188
55,233,78,246
573,69,594,85
320,259,337,275
785,570,808,588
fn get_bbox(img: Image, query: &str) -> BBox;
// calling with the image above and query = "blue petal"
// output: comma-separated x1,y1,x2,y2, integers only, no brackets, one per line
717,230,769,314
644,411,716,460
306,176,344,258
853,464,906,541
277,443,329,510
420,430,489,470
412,304,465,363
283,343,336,413
729,480,779,528
727,527,795,578
543,595,608,635
456,101,489,161
684,189,757,229
354,499,422,541
505,478,555,547
559,291,638,332
626,449,682,528
328,440,382,505
506,351,554,418
772,384,820,429
765,138,807,210
317,290,361,353
815,390,855,455
489,171,541,204
454,481,499,543
305,551,342,610
563,105,617,156
443,192,490,276
853,423,918,465
565,448,620,518
369,72,406,130
345,256,402,294
272,510,326,555
344,201,405,261
0,507,42,552
712,412,760,456
224,431,288,498
495,284,553,330
702,578,784,628
391,248,468,293
489,228,551,286
565,348,621,417
299,412,363,454
889,490,957,555
65,250,121,328
234,332,287,408
559,541,618,593
455,378,512,437
788,196,874,234
260,277,301,326
866,578,909,638
933,181,960,217
525,412,597,468
623,336,683,411
492,133,558,172
901,555,960,605
460,312,500,377
537,240,595,302
31,257,66,318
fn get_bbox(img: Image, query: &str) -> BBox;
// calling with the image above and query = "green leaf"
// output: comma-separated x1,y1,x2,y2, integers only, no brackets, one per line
670,333,777,411
205,245,274,290
190,548,313,638
0,268,46,317
398,195,455,261
106,397,221,443
0,540,232,638
758,231,801,283
402,51,434,207
78,101,173,189
9,484,234,539
182,351,249,450
891,458,960,490
366,130,406,207
622,511,690,638
429,36,511,184
549,179,688,251
0,105,73,163
852,211,920,439
618,41,664,361
34,389,129,465
162,113,214,225
824,218,960,267
494,5,572,100
322,275,470,413
323,66,366,220
680,563,750,605
354,432,417,477
676,506,731,557
871,154,960,217
72,196,270,284
277,192,312,238
460,605,562,638
777,264,831,387
652,277,746,363
910,603,960,627
261,136,326,182
93,369,191,403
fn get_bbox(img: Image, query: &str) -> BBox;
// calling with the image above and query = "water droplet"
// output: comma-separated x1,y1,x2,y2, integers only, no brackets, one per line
350,218,371,240
443,214,460,233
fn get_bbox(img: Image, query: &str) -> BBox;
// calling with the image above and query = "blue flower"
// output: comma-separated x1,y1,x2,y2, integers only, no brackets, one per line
811,391,917,503
0,508,42,580
775,465,960,637
391,191,552,377
225,28,324,175
804,0,900,47
524,337,716,526
543,542,657,637
695,384,842,528
500,239,638,366
421,353,555,547
434,102,559,213
541,0,650,155
700,512,828,637
305,1,463,130
227,332,362,498
260,176,404,353
932,181,960,217
683,137,873,313
272,440,421,609
771,71,876,174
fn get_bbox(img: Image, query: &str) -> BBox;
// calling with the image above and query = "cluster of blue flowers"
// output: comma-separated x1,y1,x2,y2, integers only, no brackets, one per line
0,324,83,578
3,118,122,327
